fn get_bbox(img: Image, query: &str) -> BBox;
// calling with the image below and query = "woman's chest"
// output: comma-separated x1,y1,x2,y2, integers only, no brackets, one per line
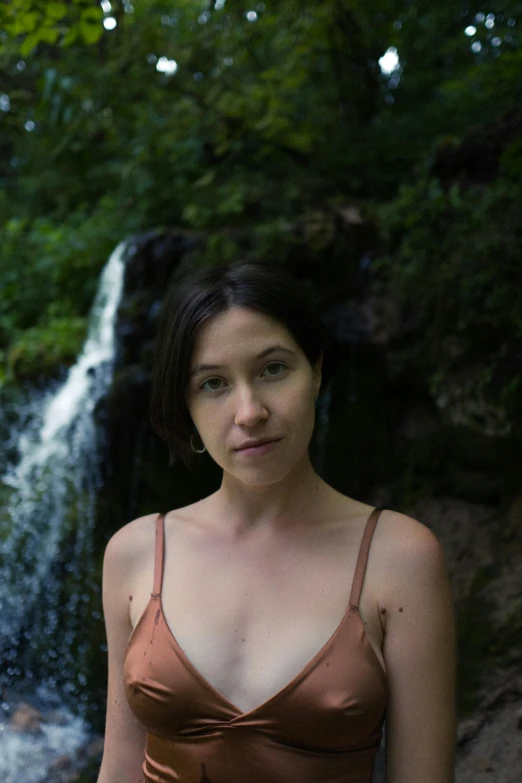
129,519,386,714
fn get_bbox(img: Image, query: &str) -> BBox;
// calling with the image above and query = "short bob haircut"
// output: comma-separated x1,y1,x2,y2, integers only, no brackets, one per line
149,259,338,470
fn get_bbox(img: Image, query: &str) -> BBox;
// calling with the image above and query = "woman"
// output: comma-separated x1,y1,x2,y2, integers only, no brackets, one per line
97,259,457,783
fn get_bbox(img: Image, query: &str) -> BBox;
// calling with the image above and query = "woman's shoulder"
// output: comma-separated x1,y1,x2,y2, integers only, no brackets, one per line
336,497,440,554
375,507,443,562
103,511,162,576
373,508,450,608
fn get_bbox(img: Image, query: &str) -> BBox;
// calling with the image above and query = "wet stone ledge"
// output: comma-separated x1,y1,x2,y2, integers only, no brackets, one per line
0,695,103,783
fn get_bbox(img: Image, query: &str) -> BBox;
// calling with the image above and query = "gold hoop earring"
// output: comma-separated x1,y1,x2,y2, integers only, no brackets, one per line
190,433,206,453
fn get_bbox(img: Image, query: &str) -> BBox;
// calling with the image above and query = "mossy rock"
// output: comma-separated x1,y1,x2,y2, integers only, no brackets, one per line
7,317,87,380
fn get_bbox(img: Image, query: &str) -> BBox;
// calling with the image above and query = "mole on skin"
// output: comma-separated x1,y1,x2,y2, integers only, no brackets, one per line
129,595,133,601
398,607,403,612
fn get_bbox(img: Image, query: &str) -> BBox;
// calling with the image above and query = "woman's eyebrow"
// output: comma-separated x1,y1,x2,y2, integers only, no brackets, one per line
189,345,297,377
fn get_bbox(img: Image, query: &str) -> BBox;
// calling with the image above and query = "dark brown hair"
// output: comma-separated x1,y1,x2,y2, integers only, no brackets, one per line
149,259,338,469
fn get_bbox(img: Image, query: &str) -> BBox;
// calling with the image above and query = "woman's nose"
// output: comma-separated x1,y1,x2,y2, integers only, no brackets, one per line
233,389,269,425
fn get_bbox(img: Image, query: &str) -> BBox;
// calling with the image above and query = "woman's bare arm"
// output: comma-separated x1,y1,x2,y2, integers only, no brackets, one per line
382,513,457,783
97,526,147,783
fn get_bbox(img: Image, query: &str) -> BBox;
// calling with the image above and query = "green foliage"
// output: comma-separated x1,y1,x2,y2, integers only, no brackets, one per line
0,197,141,382
0,0,103,55
500,135,522,180
373,172,522,431
7,315,87,380
440,49,522,129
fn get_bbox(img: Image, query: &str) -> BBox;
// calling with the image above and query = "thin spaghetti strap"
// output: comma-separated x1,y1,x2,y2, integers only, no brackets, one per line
349,507,383,610
151,512,166,598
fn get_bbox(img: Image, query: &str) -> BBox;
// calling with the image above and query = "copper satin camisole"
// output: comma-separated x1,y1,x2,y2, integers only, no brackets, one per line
124,508,388,783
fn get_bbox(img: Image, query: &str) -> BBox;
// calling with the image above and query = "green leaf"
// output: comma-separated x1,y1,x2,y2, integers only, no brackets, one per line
61,27,79,47
77,6,104,43
46,2,68,22
79,19,103,45
39,26,60,45
80,7,103,24
19,30,42,56
192,170,216,188
283,132,313,153
8,10,39,35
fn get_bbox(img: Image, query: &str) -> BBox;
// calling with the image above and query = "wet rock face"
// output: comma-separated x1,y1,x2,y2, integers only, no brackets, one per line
405,495,522,783
9,702,41,733
0,692,101,783
456,673,522,783
48,754,73,774
117,231,194,369
99,231,197,523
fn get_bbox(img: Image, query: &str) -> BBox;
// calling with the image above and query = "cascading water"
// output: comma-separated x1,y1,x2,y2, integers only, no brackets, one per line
0,241,128,782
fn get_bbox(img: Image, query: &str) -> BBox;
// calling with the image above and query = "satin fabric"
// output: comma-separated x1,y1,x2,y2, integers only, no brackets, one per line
124,508,387,783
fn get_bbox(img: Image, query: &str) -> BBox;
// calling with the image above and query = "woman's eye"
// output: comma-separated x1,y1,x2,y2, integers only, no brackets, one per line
199,362,287,393
264,361,286,376
200,377,225,392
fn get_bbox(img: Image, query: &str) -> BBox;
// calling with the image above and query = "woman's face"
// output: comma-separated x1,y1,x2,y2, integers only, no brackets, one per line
185,307,322,483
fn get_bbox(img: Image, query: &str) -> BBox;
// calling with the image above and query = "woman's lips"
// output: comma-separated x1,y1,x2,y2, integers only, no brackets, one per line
235,438,281,456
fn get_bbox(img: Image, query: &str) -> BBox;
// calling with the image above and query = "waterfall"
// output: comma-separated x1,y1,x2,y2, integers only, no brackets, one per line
0,241,127,782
